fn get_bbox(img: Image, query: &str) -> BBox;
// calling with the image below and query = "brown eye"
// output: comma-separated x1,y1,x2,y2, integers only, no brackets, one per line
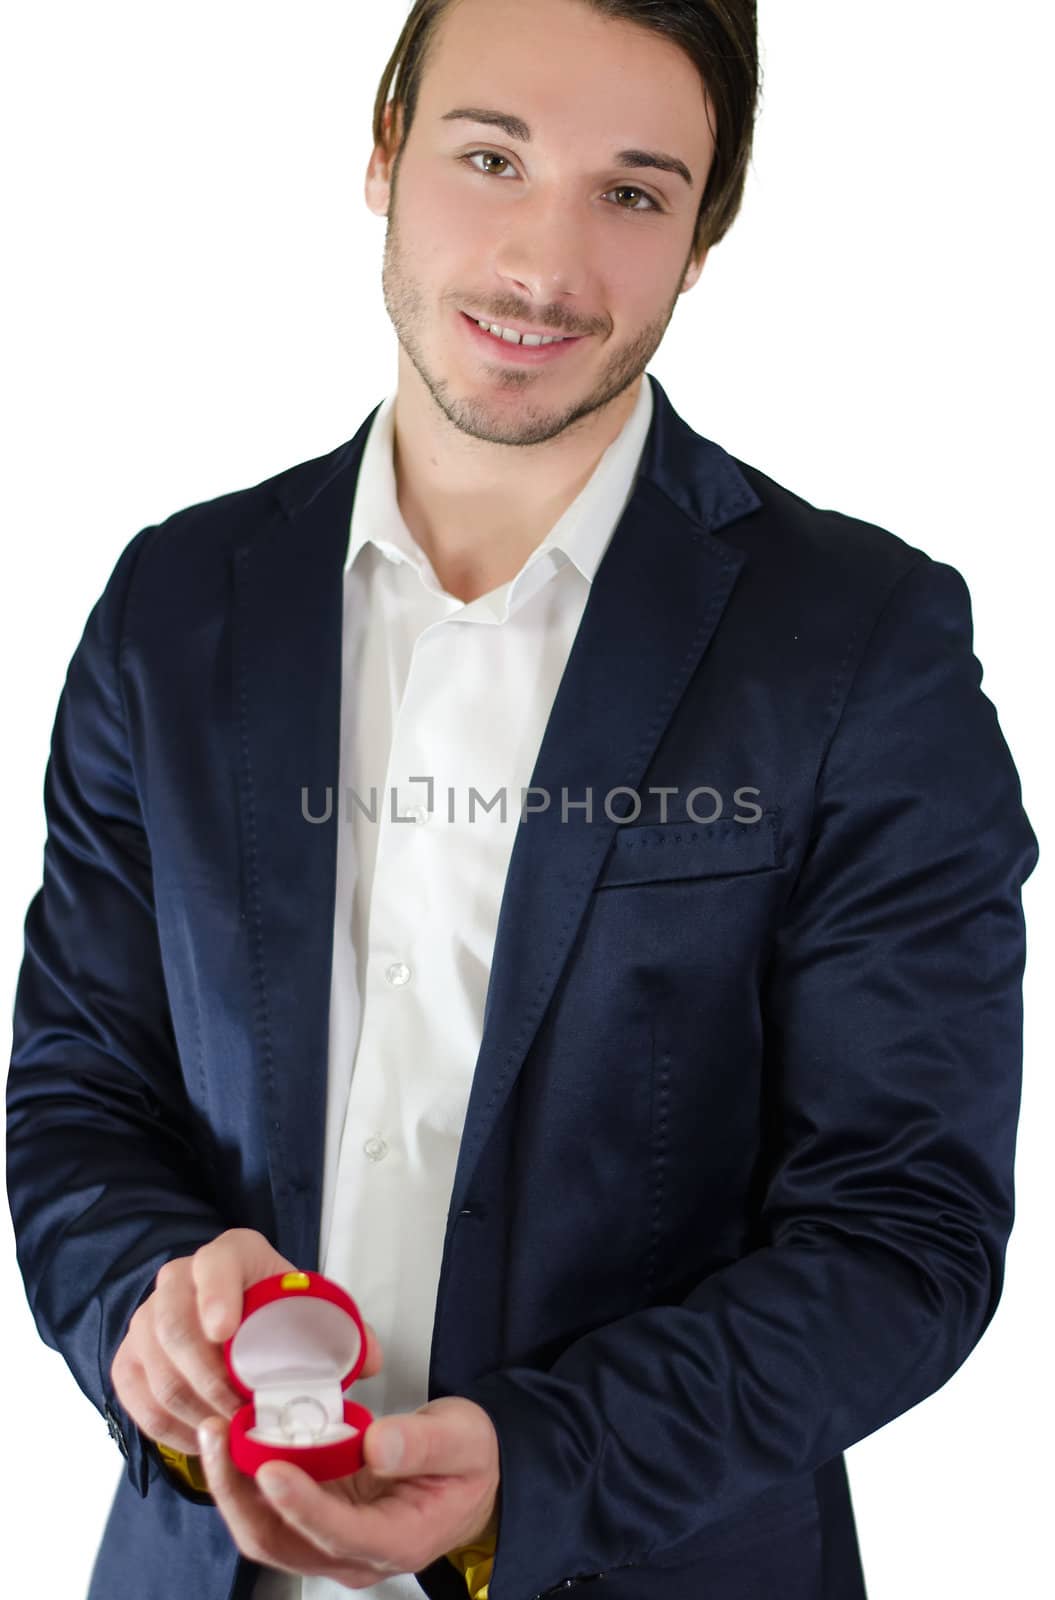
610,186,657,212
465,151,513,177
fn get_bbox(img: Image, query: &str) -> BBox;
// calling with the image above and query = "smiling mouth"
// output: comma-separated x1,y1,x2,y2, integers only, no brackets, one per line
462,311,583,347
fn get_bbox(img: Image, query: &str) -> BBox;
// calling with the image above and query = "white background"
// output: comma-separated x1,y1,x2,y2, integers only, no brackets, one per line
2,2,1050,1594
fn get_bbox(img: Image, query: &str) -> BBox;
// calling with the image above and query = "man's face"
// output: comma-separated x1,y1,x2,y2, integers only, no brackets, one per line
366,0,718,448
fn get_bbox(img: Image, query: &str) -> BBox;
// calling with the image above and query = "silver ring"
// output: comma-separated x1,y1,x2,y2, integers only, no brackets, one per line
278,1396,328,1444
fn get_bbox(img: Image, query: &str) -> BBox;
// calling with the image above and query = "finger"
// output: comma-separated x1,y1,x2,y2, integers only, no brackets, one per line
137,1335,236,1437
360,1321,384,1381
255,1463,404,1573
197,1418,333,1575
364,1399,497,1480
112,1356,202,1454
192,1230,296,1342
150,1261,245,1416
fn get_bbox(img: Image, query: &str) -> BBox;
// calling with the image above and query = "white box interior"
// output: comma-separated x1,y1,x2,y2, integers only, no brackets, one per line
232,1294,364,1448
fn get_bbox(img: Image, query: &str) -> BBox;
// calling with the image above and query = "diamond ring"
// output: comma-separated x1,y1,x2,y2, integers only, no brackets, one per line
278,1396,328,1445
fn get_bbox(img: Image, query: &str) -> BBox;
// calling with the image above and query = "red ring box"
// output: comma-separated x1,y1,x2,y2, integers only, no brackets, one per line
224,1270,374,1481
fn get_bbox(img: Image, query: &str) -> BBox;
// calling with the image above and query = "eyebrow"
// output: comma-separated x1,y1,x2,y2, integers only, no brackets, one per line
440,107,695,190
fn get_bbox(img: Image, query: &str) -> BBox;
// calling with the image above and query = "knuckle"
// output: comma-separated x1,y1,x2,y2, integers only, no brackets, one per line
240,1532,277,1566
204,1378,237,1412
206,1226,243,1259
189,1234,231,1289
153,1371,192,1412
155,1313,192,1351
233,1531,259,1561
138,1398,174,1439
126,1303,150,1344
155,1258,185,1292
193,1233,222,1264
111,1353,144,1409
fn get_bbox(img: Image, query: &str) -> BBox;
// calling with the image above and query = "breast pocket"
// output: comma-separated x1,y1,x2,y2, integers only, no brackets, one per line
594,811,780,889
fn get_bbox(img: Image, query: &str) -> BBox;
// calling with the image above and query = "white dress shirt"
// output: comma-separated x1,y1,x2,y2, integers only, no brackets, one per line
254,373,654,1600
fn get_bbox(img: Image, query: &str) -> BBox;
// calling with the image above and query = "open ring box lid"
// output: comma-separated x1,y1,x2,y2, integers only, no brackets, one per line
224,1271,374,1481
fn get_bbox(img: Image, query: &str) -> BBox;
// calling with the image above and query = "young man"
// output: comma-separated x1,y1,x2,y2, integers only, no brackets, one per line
6,2,1037,1598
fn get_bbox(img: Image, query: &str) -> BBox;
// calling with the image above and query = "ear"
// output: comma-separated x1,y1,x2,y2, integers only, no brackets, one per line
365,101,404,218
680,246,709,294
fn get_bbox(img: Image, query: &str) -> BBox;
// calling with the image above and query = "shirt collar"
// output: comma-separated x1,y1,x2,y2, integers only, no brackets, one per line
344,374,655,592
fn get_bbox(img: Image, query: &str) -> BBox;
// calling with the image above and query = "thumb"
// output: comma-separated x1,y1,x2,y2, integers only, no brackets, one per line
364,1398,496,1479
192,1228,296,1342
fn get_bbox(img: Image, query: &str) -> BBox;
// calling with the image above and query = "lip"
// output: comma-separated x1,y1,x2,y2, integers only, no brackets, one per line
458,310,586,365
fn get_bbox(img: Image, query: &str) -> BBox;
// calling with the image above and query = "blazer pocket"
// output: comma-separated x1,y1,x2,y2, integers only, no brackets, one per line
594,811,779,889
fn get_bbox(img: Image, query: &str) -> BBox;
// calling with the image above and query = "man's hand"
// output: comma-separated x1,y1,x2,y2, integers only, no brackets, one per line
197,1396,500,1588
110,1229,383,1453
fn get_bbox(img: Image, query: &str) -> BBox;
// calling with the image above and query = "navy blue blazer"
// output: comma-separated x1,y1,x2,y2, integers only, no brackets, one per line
7,374,1038,1600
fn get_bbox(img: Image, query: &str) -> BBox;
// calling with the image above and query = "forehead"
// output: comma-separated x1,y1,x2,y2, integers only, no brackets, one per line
419,0,712,151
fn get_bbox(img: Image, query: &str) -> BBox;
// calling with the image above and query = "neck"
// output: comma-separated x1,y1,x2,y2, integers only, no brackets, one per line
390,357,643,604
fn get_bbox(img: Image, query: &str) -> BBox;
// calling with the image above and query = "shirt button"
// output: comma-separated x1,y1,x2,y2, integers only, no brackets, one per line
385,961,411,987
363,1135,389,1162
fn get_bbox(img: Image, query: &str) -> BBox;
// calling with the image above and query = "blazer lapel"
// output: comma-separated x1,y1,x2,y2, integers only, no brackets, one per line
447,377,762,1217
232,417,375,1267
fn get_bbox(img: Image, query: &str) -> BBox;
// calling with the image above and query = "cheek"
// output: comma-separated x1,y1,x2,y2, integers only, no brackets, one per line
605,248,671,322
402,173,492,260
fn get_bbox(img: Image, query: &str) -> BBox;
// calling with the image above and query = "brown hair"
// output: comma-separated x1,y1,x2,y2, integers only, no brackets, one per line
371,0,760,261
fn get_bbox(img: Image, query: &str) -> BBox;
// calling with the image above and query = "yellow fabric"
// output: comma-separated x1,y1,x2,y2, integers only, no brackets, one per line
446,1531,496,1599
155,1443,210,1494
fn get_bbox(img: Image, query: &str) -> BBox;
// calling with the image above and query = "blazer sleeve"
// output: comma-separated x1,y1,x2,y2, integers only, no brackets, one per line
458,555,1040,1598
6,527,229,1495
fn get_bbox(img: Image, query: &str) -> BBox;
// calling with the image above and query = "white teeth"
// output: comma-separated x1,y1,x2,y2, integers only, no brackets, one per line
475,318,566,347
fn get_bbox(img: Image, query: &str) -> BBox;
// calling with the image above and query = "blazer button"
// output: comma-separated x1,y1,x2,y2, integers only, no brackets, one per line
103,1403,129,1458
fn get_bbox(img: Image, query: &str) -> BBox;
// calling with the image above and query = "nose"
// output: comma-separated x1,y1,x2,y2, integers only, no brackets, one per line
491,192,593,330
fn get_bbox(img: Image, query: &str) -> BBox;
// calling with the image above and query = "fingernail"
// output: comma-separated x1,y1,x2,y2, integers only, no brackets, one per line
258,1467,291,1501
374,1425,404,1473
198,1425,221,1457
